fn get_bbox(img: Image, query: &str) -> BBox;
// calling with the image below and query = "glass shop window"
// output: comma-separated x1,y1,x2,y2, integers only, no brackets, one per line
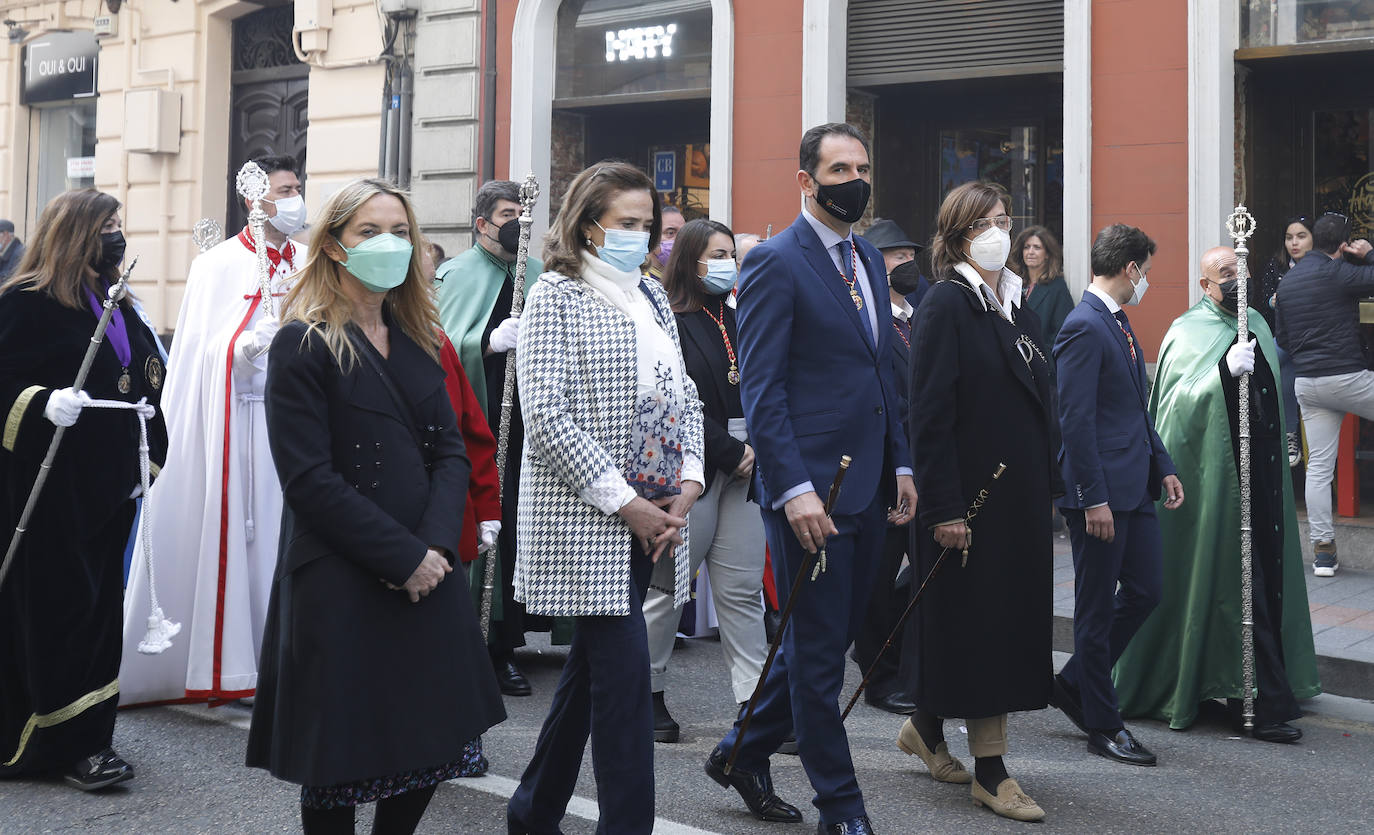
34,100,98,212
939,127,1047,230
1242,0,1374,48
1314,106,1374,241
555,0,712,100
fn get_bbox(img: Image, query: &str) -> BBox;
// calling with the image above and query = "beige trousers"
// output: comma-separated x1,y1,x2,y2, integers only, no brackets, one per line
966,714,1008,758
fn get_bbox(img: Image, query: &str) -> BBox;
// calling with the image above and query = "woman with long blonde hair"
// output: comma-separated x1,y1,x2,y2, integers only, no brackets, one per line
246,178,504,834
0,190,167,790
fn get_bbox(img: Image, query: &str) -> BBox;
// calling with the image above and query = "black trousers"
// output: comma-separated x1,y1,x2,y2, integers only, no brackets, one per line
852,524,910,696
508,544,655,834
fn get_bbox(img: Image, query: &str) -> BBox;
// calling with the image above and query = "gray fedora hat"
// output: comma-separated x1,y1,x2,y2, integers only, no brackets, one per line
860,218,923,251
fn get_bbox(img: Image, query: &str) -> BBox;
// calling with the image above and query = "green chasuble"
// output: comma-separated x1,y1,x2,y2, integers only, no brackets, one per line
1113,297,1319,729
435,243,541,413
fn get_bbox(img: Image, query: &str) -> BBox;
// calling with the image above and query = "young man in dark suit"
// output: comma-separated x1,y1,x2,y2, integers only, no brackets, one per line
705,123,916,835
1050,223,1185,766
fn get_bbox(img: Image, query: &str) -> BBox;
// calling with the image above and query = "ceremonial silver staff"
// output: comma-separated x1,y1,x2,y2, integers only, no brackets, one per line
235,161,276,316
192,217,224,254
0,258,139,592
481,172,540,641
1227,204,1258,731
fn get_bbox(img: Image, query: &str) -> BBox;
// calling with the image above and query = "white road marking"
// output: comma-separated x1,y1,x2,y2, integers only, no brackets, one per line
164,703,722,834
446,774,722,835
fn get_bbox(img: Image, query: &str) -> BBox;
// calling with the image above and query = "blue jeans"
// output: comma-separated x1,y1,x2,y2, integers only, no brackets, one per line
508,545,655,834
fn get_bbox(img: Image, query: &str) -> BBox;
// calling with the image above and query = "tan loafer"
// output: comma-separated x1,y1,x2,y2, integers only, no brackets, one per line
971,777,1046,822
896,718,972,783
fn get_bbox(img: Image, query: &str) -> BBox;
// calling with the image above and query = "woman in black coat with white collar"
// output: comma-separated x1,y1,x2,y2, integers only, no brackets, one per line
247,178,504,834
899,182,1061,823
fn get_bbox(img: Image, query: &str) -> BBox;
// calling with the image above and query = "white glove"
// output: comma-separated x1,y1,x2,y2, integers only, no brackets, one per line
43,387,90,427
234,314,281,375
478,520,501,554
489,316,521,354
1226,337,1256,378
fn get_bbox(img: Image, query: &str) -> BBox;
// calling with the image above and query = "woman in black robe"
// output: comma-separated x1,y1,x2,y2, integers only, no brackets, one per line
246,178,504,834
900,182,1061,822
0,190,167,790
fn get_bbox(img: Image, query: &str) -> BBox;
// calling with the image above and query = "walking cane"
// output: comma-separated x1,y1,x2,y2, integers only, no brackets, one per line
0,258,140,592
1227,205,1258,730
840,462,1007,721
480,173,540,641
724,455,850,776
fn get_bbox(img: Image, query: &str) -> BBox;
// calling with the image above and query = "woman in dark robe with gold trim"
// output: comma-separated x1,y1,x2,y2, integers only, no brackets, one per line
0,190,167,790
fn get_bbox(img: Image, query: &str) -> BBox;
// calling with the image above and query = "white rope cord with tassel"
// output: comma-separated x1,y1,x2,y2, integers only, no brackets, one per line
85,396,180,654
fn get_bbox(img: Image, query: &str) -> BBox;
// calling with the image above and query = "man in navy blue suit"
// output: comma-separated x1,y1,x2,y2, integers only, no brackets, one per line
705,122,916,835
1050,223,1185,767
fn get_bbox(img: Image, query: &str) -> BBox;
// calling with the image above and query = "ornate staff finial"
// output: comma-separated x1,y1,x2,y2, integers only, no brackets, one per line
234,160,277,316
236,161,270,205
192,218,224,254
1226,204,1256,250
519,172,540,216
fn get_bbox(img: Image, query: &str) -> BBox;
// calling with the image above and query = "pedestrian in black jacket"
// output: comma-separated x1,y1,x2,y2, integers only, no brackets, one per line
1275,212,1374,577
247,178,504,835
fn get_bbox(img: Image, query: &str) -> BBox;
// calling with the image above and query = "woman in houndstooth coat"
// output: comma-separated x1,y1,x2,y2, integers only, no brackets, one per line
507,162,705,834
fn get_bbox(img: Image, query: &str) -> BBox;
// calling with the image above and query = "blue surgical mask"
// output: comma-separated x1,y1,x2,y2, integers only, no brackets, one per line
336,233,413,292
699,258,738,294
594,220,650,273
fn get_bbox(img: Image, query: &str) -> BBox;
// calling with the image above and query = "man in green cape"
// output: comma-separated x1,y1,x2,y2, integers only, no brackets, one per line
1114,246,1319,741
437,180,563,696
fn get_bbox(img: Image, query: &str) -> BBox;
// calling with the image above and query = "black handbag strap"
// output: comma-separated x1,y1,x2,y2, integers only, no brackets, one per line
348,327,426,453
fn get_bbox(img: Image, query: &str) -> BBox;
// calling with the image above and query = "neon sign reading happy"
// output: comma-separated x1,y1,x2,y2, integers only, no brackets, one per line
605,24,677,62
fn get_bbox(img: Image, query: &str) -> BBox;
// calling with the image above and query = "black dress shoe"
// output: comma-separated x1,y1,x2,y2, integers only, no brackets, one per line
494,659,532,696
819,814,875,834
1050,673,1088,734
864,689,917,715
653,691,681,743
1087,728,1157,766
64,748,134,791
1252,722,1302,743
705,747,803,823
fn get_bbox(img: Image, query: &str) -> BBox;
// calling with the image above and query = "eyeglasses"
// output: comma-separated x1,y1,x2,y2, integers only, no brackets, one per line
1321,211,1349,223
968,216,1013,233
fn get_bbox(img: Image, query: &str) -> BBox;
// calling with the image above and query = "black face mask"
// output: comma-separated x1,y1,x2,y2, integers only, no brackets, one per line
485,217,521,256
1215,278,1240,312
889,259,924,296
813,177,871,225
95,231,126,273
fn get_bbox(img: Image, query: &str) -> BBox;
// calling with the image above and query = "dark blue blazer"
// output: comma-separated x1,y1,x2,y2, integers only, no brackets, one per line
736,214,911,516
1053,291,1174,512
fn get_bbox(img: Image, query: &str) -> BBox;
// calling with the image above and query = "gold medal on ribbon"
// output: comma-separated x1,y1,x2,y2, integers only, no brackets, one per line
118,369,132,394
850,288,864,311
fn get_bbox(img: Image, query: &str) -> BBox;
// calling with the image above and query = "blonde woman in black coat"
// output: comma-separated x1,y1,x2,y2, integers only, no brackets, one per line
247,178,504,834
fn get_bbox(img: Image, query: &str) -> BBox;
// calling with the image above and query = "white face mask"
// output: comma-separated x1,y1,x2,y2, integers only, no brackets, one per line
1126,263,1149,306
267,194,307,236
965,226,1011,272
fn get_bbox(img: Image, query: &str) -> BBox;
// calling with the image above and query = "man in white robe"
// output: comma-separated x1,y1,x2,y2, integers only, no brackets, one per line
120,155,307,704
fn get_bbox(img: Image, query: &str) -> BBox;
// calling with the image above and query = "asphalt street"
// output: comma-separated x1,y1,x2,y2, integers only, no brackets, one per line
3,640,1372,834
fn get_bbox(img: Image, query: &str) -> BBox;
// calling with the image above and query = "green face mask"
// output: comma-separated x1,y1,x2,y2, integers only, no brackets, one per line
336,233,414,292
